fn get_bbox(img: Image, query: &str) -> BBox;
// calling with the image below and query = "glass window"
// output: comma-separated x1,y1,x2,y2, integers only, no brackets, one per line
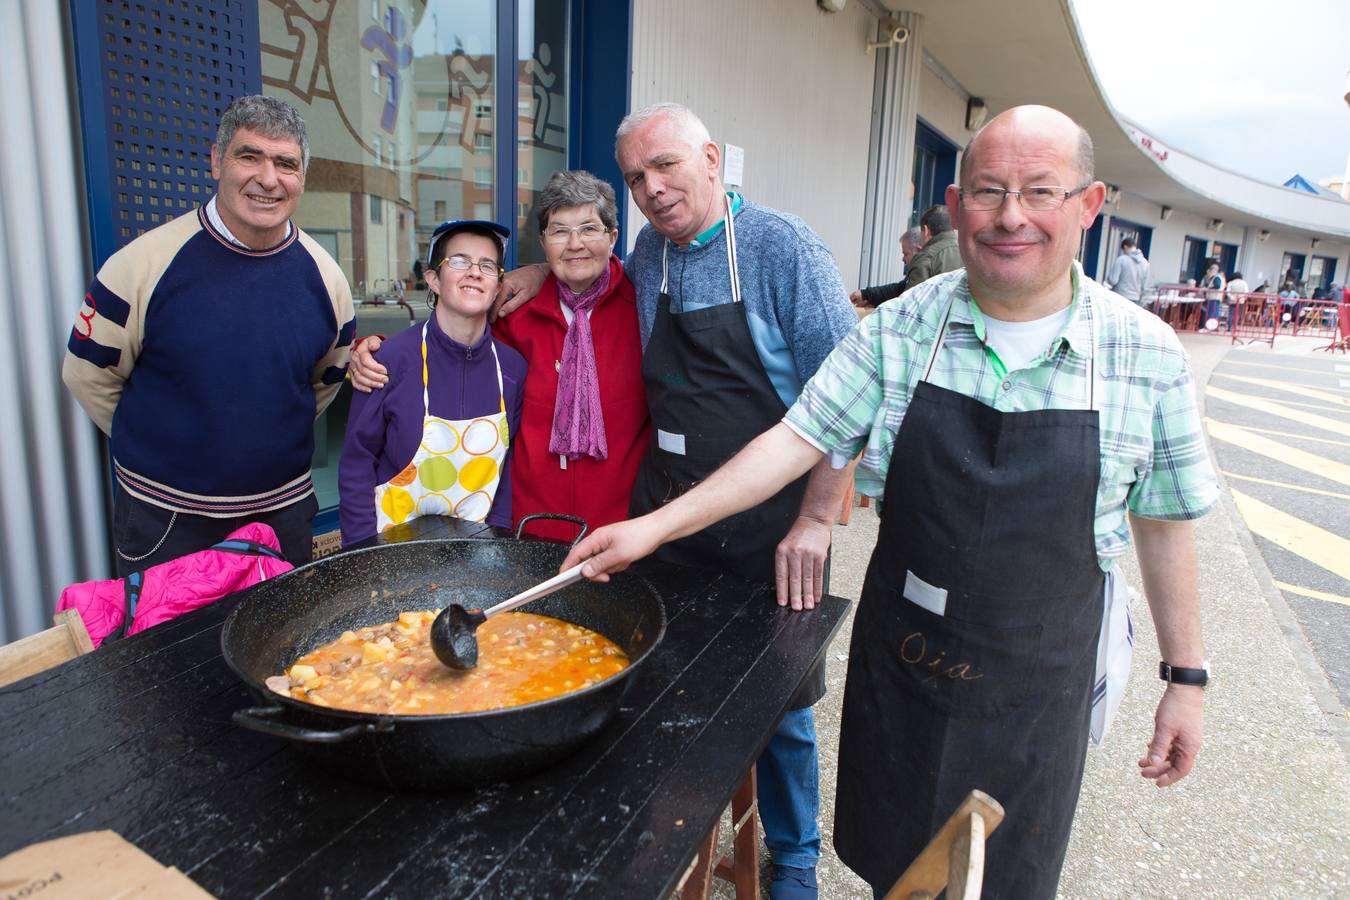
516,0,569,264
1181,236,1207,282
261,0,501,519
911,146,937,227
250,1,589,528
1310,256,1337,291
1281,252,1306,283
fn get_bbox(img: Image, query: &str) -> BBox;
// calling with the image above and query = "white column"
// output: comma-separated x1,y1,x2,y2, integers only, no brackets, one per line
858,11,924,289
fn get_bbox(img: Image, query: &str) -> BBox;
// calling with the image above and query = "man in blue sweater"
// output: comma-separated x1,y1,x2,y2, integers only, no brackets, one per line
521,103,857,900
63,95,355,575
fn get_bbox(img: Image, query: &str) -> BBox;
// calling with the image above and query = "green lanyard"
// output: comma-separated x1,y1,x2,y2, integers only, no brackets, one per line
971,268,1080,383
985,344,1009,380
967,302,1009,380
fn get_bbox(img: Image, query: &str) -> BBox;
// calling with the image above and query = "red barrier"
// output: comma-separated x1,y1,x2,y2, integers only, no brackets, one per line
1142,286,1341,348
1229,294,1277,346
1320,303,1349,353
1288,299,1341,339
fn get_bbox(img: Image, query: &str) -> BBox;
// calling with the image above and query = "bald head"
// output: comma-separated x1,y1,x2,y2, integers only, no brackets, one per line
960,105,1094,185
944,103,1106,318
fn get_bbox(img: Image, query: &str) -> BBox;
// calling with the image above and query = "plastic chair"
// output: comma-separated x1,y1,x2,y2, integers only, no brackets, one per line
883,790,1005,900
0,609,95,688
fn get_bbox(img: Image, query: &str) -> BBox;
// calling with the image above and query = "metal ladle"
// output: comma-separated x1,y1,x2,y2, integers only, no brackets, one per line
430,562,588,669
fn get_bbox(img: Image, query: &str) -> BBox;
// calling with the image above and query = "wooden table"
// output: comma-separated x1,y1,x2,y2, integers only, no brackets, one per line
0,518,849,898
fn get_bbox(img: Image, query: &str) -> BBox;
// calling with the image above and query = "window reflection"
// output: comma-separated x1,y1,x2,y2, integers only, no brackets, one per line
257,0,574,517
260,0,502,515
261,0,497,302
516,0,569,265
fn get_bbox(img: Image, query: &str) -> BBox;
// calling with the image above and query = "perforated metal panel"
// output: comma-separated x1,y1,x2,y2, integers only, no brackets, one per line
73,0,260,267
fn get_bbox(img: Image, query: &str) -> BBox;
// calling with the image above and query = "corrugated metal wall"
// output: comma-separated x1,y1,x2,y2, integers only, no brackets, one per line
0,2,109,643
627,0,879,287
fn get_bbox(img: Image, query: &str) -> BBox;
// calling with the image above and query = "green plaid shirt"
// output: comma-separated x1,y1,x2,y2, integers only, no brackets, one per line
785,263,1218,570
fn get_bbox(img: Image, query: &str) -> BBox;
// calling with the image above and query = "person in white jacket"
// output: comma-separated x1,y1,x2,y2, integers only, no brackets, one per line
1106,238,1151,304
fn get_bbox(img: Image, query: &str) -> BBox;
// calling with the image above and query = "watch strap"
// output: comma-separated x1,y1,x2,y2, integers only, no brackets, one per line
1159,661,1209,687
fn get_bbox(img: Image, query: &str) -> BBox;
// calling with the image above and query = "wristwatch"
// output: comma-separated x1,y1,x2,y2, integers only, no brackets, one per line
1159,660,1209,687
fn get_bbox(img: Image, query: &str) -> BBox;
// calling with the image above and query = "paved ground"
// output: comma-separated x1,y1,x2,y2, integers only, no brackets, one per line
712,333,1350,899
1204,346,1350,708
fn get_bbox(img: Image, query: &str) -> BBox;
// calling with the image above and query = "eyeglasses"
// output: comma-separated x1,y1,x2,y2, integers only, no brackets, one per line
957,185,1091,212
542,223,610,244
437,254,502,278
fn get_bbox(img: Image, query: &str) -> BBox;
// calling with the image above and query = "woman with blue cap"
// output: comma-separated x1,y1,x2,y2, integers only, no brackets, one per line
338,220,526,545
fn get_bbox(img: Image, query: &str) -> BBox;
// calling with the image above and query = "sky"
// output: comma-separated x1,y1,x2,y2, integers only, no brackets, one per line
1073,0,1350,187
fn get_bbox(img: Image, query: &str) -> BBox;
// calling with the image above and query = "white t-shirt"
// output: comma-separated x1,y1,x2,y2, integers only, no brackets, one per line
982,305,1074,373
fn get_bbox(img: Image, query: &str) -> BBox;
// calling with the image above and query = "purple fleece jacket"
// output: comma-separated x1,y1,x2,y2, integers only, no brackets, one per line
338,316,526,545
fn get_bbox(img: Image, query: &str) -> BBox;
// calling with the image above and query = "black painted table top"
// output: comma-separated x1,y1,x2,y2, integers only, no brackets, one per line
0,518,850,898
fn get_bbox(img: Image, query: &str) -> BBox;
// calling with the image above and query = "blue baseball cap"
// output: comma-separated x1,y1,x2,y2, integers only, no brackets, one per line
426,219,511,266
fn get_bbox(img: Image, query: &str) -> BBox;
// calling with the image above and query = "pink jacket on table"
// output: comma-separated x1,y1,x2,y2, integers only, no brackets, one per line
57,523,294,648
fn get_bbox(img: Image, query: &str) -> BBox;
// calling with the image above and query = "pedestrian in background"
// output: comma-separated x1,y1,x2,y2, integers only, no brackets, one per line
1105,237,1150,304
851,225,922,308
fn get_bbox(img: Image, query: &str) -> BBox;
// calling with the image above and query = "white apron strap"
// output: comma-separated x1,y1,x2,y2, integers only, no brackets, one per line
723,193,742,304
659,193,741,304
422,322,508,427
419,323,430,414
920,294,957,384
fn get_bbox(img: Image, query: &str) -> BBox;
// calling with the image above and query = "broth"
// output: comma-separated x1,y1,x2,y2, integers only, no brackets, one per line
268,610,629,715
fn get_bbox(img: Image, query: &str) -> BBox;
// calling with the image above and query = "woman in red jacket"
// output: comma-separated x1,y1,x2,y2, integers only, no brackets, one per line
492,171,650,542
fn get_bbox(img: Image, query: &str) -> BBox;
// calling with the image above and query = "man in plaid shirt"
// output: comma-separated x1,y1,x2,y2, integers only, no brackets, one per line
566,105,1218,898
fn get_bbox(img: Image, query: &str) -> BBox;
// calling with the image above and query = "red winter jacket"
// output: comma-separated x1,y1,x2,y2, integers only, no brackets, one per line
493,257,651,543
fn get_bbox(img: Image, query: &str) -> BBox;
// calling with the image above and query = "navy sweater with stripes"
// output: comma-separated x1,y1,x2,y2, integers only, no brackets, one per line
63,206,355,516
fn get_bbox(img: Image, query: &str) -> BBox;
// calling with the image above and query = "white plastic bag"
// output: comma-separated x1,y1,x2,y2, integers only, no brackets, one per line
1090,566,1135,745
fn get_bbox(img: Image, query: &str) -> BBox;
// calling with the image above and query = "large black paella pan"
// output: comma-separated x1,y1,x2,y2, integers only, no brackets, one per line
222,518,666,790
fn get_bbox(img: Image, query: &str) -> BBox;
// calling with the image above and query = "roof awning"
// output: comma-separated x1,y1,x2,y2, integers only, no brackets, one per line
885,0,1350,239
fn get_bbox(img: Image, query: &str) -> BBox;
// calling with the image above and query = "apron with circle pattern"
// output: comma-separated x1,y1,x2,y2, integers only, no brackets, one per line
373,323,509,530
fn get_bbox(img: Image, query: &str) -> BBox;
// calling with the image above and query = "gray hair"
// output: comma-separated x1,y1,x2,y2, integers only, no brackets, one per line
214,95,311,173
959,121,1095,185
615,102,713,159
535,170,619,232
1073,127,1094,183
900,226,924,248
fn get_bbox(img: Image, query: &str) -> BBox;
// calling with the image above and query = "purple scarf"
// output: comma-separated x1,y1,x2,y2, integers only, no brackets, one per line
550,265,612,460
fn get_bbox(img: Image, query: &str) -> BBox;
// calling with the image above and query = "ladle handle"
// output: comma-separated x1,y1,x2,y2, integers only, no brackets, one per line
483,562,588,618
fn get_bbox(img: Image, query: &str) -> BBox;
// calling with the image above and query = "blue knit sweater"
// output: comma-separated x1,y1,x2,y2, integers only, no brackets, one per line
626,199,857,407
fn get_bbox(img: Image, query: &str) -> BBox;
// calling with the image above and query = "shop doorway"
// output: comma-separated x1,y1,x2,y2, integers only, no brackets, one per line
910,118,958,226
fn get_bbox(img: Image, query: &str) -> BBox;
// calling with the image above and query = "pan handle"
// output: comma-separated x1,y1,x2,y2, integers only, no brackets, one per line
514,513,589,547
233,705,395,744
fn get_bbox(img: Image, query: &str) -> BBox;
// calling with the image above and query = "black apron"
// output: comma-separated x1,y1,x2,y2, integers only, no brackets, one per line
629,197,824,708
833,297,1104,898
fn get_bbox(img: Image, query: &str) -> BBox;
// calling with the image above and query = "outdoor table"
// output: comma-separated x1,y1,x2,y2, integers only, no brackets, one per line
0,517,850,898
